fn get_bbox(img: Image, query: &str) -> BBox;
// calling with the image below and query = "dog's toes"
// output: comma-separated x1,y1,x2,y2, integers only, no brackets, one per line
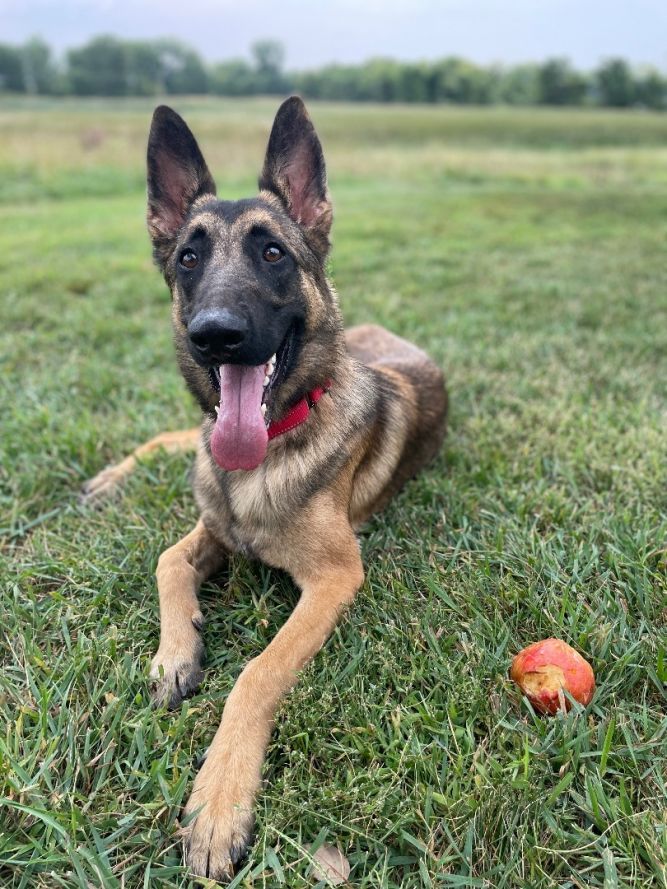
150,646,204,709
186,835,235,883
152,666,204,709
80,466,125,504
183,795,254,882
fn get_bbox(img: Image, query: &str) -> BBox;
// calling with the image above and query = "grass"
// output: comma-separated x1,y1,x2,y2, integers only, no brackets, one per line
1,97,666,888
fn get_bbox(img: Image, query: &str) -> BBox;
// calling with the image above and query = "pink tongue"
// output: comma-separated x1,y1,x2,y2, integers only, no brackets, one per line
210,364,268,471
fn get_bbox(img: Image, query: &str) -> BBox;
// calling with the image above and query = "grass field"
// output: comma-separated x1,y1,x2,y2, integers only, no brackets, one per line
1,97,666,888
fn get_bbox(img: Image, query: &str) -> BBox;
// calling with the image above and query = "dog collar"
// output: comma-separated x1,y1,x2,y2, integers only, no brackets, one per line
267,380,332,440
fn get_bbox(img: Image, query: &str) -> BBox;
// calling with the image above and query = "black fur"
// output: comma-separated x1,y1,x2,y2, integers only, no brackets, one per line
259,96,332,257
173,199,307,370
147,105,217,268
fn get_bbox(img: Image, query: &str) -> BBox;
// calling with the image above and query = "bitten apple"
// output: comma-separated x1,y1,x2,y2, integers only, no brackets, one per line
510,638,595,714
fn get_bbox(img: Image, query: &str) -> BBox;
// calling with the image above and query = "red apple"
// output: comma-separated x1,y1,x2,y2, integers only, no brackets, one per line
510,638,595,714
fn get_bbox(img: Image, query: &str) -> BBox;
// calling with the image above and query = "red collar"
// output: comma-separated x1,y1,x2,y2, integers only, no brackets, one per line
267,380,332,440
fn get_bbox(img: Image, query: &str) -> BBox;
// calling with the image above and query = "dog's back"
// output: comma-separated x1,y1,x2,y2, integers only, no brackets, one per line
344,324,446,522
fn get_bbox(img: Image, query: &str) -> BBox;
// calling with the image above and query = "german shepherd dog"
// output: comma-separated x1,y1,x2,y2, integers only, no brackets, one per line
84,97,447,881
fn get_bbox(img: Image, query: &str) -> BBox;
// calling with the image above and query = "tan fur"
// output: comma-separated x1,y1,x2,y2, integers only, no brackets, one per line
85,100,447,882
82,428,200,501
83,322,445,880
150,519,226,707
182,493,363,878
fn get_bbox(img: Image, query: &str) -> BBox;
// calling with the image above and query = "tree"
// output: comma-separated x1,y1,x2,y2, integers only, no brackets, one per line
210,59,258,96
250,40,288,94
538,58,588,105
497,64,540,105
292,68,325,100
596,58,635,107
357,59,401,102
294,64,358,101
1,35,665,107
635,67,667,109
67,35,127,95
458,61,498,104
396,63,430,103
20,38,57,94
430,57,467,102
0,43,24,91
156,40,208,94
427,57,497,104
124,41,163,96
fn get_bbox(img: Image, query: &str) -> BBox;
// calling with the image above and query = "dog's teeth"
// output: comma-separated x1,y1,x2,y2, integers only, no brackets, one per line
261,403,267,416
214,405,219,415
263,375,270,387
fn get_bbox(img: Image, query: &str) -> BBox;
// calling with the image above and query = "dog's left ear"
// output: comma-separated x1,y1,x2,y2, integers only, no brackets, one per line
147,105,216,263
259,96,332,256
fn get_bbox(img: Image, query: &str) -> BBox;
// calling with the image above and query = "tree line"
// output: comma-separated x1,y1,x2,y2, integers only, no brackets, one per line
1,36,665,109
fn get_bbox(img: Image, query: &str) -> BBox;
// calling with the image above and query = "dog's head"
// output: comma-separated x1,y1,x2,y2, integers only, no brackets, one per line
146,97,343,472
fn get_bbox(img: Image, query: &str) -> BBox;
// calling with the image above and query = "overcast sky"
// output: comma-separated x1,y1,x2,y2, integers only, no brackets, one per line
2,0,666,70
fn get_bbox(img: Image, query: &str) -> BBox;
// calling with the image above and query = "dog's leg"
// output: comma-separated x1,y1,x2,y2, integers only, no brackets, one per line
81,427,200,502
150,519,227,708
183,520,364,881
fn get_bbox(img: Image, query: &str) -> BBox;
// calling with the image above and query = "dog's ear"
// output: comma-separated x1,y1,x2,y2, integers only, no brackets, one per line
147,105,216,261
259,96,332,255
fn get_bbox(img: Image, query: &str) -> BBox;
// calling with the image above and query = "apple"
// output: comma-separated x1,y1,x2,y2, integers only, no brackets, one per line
510,638,595,714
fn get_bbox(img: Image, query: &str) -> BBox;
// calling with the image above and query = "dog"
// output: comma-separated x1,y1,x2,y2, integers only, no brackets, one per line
83,96,447,881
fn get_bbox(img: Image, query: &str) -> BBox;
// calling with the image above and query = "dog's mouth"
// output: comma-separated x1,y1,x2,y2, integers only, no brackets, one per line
207,329,295,472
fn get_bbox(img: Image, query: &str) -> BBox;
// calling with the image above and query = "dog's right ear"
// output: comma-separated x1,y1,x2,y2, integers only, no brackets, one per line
259,97,332,257
147,106,216,262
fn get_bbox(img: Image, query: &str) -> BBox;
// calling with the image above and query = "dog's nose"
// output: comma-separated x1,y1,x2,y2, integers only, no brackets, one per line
188,308,248,359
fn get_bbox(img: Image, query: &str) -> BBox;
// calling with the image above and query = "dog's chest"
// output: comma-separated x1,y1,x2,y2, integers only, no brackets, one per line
228,468,268,521
206,461,298,563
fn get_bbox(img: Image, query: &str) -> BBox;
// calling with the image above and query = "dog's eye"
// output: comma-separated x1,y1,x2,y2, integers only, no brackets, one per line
263,244,284,263
180,249,198,270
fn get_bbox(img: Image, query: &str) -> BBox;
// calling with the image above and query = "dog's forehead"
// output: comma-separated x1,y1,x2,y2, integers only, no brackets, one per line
185,196,295,246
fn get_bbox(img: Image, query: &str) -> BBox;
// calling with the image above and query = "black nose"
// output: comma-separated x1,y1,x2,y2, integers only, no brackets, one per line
188,308,248,359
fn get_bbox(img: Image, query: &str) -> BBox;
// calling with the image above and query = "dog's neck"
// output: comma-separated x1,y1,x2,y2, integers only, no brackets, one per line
267,380,332,440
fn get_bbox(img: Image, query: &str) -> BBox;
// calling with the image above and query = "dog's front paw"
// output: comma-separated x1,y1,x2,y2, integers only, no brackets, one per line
150,636,204,708
182,781,255,882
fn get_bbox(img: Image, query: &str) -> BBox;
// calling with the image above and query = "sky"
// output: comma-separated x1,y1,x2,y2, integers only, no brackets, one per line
2,0,666,70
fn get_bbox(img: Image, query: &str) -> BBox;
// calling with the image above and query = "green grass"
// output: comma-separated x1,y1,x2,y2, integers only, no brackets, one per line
1,97,666,888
